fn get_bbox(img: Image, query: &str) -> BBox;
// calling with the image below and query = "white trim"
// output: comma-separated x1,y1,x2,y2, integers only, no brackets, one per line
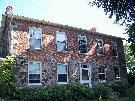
57,63,68,84
78,35,88,54
80,64,92,87
28,61,42,85
98,65,107,82
28,27,42,50
56,31,68,52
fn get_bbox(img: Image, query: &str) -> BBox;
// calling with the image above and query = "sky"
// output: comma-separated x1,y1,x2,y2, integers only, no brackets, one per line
0,0,128,39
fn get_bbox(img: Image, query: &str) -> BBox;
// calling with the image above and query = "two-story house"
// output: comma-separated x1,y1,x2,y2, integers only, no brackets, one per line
0,6,126,87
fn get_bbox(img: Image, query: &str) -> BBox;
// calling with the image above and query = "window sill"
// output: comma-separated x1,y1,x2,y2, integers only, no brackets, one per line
28,83,42,86
99,80,106,83
27,48,44,51
57,50,68,53
58,82,68,84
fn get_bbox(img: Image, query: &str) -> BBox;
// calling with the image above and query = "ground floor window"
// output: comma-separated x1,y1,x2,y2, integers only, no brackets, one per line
98,65,106,82
28,62,41,84
57,64,68,84
114,66,120,80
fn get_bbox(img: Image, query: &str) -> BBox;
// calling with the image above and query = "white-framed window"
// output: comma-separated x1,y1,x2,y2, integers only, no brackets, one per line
78,35,87,53
28,61,41,85
56,31,67,52
57,64,68,84
98,65,106,82
111,42,118,57
29,27,42,49
114,65,120,80
97,39,104,56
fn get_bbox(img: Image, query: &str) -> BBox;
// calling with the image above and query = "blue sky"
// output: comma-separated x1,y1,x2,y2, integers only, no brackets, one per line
0,0,127,39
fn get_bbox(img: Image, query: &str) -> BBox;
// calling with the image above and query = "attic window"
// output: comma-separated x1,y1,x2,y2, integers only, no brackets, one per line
111,42,118,57
78,35,87,54
29,27,42,49
56,31,67,52
97,39,104,56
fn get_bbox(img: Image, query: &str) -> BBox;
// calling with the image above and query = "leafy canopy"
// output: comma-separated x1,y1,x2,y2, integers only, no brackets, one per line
89,0,135,56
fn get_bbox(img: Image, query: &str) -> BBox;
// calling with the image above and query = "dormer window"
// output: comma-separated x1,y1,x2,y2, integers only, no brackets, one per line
56,31,67,52
111,42,118,57
97,39,104,56
78,35,87,54
29,27,42,49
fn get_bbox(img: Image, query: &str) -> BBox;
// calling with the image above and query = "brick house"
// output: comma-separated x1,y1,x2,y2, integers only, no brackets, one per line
0,6,126,87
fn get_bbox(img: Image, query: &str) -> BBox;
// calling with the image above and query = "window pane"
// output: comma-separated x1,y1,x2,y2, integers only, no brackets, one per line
97,48,104,55
99,68,105,73
29,62,40,73
82,69,89,80
97,40,103,47
112,49,117,56
58,74,67,82
29,38,41,49
29,28,41,39
79,44,87,53
57,65,67,73
56,32,66,42
29,80,40,83
57,42,66,51
99,74,106,81
114,67,120,77
29,74,40,80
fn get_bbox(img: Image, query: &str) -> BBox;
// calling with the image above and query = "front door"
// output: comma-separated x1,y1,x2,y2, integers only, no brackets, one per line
80,64,91,87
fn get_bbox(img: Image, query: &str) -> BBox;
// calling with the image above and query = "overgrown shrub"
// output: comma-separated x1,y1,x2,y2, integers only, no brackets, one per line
13,83,112,101
0,56,16,98
110,81,127,96
93,85,112,99
127,72,135,86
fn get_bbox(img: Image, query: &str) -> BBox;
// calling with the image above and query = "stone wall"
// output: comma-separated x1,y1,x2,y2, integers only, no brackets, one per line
3,15,126,87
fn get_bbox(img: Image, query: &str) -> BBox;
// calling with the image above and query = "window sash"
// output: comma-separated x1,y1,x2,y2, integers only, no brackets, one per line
78,36,87,53
57,41,67,51
29,27,42,49
28,62,41,84
57,64,68,83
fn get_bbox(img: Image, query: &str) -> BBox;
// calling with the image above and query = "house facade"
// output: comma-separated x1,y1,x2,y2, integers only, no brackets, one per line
1,6,126,87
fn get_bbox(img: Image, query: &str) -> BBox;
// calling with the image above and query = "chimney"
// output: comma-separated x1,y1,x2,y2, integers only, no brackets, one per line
90,27,96,32
5,6,13,15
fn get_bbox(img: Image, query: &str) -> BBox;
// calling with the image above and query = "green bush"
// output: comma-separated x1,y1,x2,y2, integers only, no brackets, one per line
0,56,16,99
93,85,112,99
12,83,111,101
110,81,127,96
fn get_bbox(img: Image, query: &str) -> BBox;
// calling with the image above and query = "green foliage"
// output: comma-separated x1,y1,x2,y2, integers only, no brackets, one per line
109,81,127,96
127,72,135,86
11,83,112,101
93,85,112,99
89,0,135,56
0,56,16,98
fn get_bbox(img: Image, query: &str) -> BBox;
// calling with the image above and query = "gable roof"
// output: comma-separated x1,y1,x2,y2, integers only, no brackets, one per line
2,14,124,39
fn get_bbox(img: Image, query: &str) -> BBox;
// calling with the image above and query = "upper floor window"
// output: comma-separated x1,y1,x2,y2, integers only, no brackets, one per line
98,65,106,82
28,62,41,84
29,27,42,49
78,35,87,54
111,42,118,57
114,66,120,80
97,39,104,56
56,31,67,52
57,64,68,84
